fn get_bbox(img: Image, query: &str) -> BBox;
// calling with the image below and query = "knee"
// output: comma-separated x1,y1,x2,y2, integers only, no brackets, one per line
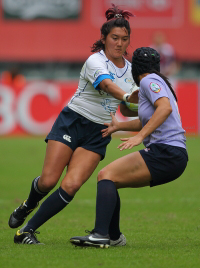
38,174,58,192
98,168,110,182
61,179,81,196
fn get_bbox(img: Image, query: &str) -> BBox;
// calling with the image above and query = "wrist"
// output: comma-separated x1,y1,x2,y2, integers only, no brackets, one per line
123,93,130,102
137,130,145,140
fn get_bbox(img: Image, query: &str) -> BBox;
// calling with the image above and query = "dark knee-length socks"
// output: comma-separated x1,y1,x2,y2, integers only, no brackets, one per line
109,190,121,240
23,187,73,232
25,176,49,210
94,180,119,237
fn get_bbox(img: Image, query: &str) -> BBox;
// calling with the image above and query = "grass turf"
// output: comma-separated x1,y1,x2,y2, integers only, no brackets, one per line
0,136,199,268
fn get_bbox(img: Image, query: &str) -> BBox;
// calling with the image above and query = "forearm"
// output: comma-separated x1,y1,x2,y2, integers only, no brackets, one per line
138,105,172,139
102,81,125,100
99,79,139,103
117,119,142,132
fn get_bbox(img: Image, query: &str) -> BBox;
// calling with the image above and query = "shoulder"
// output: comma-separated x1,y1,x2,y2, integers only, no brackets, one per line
86,51,108,68
141,73,168,95
87,51,107,63
141,73,164,87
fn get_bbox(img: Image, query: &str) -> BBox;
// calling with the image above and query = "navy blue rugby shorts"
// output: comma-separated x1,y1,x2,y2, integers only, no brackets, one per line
45,106,111,160
139,143,188,187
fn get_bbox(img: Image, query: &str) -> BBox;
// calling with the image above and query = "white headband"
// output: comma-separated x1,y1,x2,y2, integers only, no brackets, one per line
114,14,122,18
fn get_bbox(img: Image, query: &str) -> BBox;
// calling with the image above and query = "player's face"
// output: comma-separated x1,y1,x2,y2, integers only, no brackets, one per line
102,27,130,64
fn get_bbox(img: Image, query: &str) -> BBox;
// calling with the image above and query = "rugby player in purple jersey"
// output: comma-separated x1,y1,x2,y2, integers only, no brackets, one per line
70,47,188,248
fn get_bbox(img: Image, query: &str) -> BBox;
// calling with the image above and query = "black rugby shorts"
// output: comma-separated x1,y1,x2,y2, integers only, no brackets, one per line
139,143,188,187
45,106,111,160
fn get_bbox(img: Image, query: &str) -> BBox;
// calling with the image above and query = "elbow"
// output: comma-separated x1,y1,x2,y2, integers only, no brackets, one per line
103,84,109,93
166,106,172,116
169,106,173,115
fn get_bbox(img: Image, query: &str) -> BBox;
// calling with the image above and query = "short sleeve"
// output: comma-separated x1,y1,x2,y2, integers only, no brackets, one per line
140,76,169,105
85,55,113,90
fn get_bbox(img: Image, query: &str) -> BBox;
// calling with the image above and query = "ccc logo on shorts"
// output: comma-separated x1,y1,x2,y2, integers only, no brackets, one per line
63,135,71,142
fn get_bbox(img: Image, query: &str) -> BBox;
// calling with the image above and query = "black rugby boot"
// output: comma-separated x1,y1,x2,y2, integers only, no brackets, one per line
9,200,39,228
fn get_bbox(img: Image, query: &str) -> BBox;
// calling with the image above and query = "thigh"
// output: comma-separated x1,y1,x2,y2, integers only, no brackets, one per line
99,151,152,188
39,140,73,190
61,147,101,194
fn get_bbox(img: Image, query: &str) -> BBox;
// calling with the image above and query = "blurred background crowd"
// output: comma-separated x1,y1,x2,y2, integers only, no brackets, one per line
0,0,199,135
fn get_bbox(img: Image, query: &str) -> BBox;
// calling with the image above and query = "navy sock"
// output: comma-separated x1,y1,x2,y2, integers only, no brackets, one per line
25,176,49,210
109,190,121,240
23,187,73,232
94,180,117,236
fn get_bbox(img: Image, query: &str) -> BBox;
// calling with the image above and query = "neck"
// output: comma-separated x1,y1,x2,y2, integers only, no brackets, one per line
138,73,150,82
104,51,125,68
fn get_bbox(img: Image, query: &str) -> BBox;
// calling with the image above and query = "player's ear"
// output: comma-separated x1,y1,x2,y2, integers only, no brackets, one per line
101,34,106,44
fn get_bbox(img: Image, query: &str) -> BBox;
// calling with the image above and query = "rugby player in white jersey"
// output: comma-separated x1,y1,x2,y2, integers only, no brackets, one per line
9,4,138,245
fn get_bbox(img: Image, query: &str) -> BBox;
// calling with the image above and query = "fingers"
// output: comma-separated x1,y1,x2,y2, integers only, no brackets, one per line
102,131,109,137
117,137,136,151
101,128,107,133
117,138,129,148
118,142,134,151
101,128,108,137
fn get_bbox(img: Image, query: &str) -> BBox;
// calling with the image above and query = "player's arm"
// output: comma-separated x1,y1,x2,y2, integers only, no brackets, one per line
137,97,172,140
117,118,142,131
120,103,138,117
99,79,138,103
117,97,172,150
102,113,142,137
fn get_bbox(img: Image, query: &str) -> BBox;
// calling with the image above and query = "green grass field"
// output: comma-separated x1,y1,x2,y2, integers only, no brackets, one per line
0,136,199,268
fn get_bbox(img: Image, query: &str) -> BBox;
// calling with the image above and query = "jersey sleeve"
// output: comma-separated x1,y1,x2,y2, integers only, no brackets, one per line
85,55,113,90
140,76,169,105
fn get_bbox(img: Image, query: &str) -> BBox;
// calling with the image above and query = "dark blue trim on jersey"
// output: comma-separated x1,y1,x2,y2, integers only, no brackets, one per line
69,82,89,104
108,60,128,78
98,50,129,78
99,51,105,57
93,74,113,90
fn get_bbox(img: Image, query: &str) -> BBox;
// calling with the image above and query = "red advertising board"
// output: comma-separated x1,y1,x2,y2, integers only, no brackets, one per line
0,0,200,61
92,0,184,28
0,80,199,136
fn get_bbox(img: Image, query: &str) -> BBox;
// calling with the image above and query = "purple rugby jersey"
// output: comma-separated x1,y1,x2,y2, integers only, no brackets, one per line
138,73,186,149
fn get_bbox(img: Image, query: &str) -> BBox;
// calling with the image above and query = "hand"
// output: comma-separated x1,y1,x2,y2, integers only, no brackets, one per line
127,90,139,103
117,134,143,151
101,113,119,137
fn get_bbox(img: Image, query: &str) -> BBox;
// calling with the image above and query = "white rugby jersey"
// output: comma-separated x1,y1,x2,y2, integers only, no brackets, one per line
68,50,135,124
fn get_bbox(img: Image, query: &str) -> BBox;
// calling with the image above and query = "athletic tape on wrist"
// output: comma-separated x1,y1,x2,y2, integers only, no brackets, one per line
123,93,130,102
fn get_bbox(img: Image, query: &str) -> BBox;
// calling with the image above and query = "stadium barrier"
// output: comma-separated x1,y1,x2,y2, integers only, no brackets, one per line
0,80,199,136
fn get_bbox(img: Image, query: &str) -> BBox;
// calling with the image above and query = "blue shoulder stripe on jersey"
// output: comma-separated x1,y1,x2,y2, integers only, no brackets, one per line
93,74,113,90
121,101,126,105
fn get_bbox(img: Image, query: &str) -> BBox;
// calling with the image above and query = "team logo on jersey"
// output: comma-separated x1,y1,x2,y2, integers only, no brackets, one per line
150,82,161,93
124,78,133,83
101,99,116,113
94,70,103,78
